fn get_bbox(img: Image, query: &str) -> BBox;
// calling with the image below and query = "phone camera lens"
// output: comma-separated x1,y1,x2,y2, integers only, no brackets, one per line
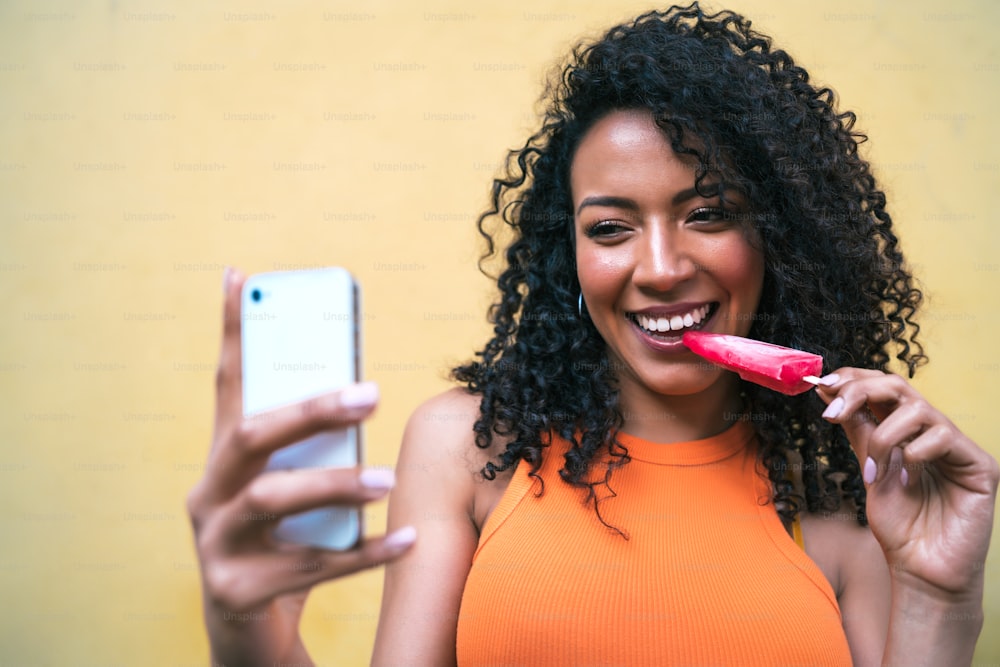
251,288,262,303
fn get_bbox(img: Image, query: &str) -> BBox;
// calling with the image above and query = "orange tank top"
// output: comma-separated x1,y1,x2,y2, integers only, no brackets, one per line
455,421,852,666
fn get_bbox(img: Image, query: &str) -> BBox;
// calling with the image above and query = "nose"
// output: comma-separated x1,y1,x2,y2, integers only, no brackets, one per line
631,223,698,292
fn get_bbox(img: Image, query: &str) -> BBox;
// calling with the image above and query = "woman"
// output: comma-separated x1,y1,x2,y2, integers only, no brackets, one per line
189,4,998,665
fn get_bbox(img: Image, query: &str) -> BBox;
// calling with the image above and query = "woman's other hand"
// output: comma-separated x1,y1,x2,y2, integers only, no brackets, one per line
816,368,998,666
186,267,416,666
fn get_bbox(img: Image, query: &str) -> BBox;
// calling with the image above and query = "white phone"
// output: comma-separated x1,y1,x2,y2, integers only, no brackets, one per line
241,267,362,550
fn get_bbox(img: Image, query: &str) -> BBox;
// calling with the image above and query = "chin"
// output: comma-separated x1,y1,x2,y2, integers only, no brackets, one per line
634,367,726,398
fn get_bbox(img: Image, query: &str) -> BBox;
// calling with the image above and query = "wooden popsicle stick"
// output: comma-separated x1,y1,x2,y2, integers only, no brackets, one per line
802,375,822,385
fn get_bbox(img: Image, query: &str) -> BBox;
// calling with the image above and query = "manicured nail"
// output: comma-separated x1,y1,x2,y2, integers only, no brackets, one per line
359,467,395,490
818,373,840,387
223,266,231,293
340,382,379,409
900,467,909,487
863,456,877,485
822,396,844,419
384,525,417,551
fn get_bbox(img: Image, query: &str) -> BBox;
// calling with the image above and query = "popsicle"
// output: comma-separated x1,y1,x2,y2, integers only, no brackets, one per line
681,331,823,395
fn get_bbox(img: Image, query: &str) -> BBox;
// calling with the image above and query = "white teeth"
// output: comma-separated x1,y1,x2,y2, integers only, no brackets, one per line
633,305,711,334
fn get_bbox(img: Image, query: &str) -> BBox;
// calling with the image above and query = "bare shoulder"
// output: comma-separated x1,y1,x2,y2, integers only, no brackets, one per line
402,386,480,445
401,385,512,476
399,386,495,476
780,454,885,596
373,387,487,665
801,505,890,667
783,456,891,664
800,507,885,596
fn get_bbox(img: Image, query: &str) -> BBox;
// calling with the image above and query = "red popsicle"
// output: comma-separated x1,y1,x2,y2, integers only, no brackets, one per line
681,331,823,395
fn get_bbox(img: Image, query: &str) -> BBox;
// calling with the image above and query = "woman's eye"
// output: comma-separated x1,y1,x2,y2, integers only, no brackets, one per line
584,220,630,238
689,207,728,223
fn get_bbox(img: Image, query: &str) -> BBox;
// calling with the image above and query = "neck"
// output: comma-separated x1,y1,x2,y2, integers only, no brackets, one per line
616,374,745,443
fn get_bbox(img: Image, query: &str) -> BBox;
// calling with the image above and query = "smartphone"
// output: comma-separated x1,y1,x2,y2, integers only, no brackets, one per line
241,267,362,550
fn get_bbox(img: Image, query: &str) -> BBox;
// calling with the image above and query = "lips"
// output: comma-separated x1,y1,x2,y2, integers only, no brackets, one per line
626,303,716,338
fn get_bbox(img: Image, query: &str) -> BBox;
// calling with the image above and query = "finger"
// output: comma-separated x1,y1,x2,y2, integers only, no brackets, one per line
237,382,379,457
868,445,906,495
811,368,884,402
817,369,916,477
213,267,247,444
820,370,965,486
203,528,417,612
203,383,379,497
862,447,914,549
867,399,927,450
818,370,912,423
189,268,249,517
198,466,398,555
234,467,397,529
861,399,930,483
900,424,997,494
269,529,418,596
820,384,878,467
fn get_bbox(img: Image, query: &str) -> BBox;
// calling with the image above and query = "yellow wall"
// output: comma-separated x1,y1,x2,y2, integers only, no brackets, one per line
2,0,998,664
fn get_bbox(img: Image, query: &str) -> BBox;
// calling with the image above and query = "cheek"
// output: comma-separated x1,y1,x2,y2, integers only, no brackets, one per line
717,242,765,305
576,244,631,303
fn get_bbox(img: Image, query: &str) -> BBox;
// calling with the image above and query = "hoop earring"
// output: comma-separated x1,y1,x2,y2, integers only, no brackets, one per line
578,293,585,319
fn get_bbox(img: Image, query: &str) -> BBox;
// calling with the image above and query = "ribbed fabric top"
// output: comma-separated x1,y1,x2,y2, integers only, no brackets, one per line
455,421,852,666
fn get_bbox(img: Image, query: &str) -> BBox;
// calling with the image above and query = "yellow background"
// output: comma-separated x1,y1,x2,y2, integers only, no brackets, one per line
2,0,998,664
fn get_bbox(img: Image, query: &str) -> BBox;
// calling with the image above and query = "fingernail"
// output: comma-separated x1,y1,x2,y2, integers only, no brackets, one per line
818,373,840,387
359,467,395,490
822,396,844,419
340,382,379,409
223,266,231,293
384,525,417,551
864,456,877,485
900,467,909,487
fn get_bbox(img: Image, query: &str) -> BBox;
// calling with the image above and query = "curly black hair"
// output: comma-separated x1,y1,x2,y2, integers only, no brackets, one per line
452,2,925,532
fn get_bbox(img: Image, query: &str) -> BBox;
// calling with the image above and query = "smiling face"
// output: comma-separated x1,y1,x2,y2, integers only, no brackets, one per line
571,109,766,420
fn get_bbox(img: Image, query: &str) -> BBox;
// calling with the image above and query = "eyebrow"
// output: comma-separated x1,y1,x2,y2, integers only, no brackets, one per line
575,183,722,217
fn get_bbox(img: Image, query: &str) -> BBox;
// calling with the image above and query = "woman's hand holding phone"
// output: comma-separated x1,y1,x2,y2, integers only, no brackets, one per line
186,268,416,666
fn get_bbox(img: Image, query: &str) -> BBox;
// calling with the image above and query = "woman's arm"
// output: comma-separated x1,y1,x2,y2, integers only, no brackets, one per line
371,388,486,666
816,369,999,667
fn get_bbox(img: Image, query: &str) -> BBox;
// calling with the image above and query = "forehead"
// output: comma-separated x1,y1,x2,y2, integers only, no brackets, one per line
570,109,702,202
576,109,667,152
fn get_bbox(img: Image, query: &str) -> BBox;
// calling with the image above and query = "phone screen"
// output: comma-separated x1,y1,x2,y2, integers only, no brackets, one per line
241,267,362,550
